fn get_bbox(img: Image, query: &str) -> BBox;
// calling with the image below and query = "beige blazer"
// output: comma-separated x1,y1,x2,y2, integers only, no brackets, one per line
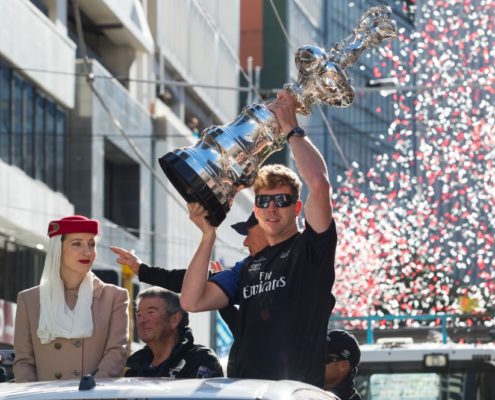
13,275,129,382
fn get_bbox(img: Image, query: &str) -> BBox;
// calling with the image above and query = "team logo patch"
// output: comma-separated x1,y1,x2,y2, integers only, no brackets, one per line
196,366,213,378
48,222,60,236
168,359,186,378
280,249,291,259
248,262,261,272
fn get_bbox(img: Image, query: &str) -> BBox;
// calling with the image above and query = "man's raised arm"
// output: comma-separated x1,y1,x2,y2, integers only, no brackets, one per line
268,90,332,233
180,203,229,312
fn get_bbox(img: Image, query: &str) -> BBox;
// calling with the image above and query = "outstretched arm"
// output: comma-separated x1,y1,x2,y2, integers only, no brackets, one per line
111,246,222,292
111,246,186,292
180,203,229,312
268,90,332,232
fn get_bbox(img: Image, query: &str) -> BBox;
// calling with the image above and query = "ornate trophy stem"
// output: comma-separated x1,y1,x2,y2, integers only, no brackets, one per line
285,6,398,115
159,6,397,226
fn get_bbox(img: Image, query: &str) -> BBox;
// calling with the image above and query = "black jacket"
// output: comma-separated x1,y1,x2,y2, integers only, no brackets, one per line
328,371,362,400
138,264,185,293
138,263,238,333
125,327,224,378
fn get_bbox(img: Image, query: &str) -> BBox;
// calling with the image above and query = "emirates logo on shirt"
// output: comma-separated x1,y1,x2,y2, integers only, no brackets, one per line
242,270,287,299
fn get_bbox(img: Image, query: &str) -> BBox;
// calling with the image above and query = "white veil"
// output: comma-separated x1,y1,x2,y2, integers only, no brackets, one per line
37,236,94,344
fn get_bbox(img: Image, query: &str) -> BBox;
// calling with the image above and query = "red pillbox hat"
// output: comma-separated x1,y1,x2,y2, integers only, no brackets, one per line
47,215,99,238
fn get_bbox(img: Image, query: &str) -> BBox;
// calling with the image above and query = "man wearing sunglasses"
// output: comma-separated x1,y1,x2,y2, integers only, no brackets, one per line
324,330,362,400
182,89,337,388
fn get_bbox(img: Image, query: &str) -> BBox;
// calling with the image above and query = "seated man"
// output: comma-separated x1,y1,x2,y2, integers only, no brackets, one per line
324,329,362,400
125,287,223,378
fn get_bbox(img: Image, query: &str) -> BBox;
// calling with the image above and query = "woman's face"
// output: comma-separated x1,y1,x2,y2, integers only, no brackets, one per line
60,233,97,279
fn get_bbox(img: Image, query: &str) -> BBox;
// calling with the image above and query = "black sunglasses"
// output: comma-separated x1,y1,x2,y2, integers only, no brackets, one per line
326,354,345,364
255,194,296,208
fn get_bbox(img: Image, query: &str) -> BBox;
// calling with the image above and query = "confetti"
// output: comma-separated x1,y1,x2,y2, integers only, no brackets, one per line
331,0,495,330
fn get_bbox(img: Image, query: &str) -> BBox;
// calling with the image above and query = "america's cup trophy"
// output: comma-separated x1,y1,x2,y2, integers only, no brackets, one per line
159,6,398,226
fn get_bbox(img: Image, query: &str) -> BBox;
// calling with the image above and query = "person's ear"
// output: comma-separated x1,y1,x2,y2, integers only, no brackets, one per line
170,312,182,329
294,200,303,216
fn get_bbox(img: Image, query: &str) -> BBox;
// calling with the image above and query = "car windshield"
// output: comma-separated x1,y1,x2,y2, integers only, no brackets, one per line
357,371,495,400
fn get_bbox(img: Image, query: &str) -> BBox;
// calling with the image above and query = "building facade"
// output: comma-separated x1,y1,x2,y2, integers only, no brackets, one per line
0,0,249,351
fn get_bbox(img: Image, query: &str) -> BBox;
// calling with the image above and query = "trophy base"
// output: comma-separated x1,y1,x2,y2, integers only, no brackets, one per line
158,152,227,227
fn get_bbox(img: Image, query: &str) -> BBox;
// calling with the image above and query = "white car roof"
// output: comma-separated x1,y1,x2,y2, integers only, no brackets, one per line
0,377,338,400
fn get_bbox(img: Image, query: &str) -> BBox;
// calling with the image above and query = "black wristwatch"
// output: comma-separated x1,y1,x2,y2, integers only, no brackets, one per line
286,126,306,141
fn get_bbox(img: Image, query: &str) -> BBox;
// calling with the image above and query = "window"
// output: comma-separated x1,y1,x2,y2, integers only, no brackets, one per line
24,85,35,177
45,102,55,189
0,62,67,193
93,268,120,286
55,109,65,191
0,234,45,303
12,74,23,169
104,140,140,237
0,67,10,163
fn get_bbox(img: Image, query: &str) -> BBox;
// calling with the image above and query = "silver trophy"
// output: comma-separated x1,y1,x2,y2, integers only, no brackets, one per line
159,6,397,226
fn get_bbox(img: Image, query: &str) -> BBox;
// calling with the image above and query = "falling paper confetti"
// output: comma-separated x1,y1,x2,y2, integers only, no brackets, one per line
331,0,495,331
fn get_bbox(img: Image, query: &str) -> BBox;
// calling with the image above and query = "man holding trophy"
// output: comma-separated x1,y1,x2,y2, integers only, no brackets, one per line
181,89,336,388
161,6,397,388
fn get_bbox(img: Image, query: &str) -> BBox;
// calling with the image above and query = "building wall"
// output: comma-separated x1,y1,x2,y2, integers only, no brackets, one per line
0,0,76,249
154,0,240,124
0,0,253,352
0,0,76,108
0,0,157,345
67,60,154,273
240,0,263,71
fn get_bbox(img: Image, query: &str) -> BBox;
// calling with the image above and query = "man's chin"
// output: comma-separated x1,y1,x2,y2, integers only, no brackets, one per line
137,333,152,342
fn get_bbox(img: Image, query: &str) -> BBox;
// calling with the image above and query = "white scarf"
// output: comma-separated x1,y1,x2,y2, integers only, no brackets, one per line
37,236,94,344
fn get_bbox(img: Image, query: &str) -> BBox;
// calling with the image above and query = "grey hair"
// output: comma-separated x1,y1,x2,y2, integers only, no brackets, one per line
137,286,189,329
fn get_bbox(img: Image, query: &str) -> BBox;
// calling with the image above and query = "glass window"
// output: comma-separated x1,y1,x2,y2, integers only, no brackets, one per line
0,234,45,303
34,94,45,182
0,67,11,163
29,0,48,16
55,108,65,192
359,371,495,400
369,373,440,399
24,85,35,177
104,140,141,237
45,102,55,189
12,74,24,169
0,61,68,193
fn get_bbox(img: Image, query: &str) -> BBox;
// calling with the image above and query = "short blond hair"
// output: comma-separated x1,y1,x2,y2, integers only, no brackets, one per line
253,164,302,200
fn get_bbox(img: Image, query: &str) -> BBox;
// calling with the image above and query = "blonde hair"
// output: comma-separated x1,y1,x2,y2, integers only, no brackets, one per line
253,164,302,200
